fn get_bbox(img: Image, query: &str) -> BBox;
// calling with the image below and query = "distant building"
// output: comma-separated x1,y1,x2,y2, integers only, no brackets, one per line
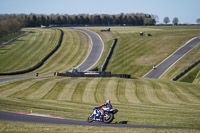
41,25,46,28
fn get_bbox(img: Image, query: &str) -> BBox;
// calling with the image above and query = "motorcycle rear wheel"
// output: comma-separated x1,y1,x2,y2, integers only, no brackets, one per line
103,113,114,123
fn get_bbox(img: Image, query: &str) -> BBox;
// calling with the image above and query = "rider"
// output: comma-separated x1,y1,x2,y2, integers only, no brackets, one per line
95,100,112,119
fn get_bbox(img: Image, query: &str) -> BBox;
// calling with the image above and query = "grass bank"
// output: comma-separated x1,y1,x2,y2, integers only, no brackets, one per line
83,26,200,79
0,31,24,44
0,28,91,76
0,77,199,128
0,28,60,73
161,43,200,83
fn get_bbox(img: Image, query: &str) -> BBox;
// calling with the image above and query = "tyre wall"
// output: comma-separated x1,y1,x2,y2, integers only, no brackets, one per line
173,59,200,81
57,72,131,79
101,38,117,72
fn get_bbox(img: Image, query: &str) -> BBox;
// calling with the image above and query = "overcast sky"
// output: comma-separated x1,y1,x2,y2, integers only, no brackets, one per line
1,0,200,24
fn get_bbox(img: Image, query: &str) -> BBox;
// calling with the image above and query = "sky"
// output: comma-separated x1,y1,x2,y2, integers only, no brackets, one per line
1,0,200,24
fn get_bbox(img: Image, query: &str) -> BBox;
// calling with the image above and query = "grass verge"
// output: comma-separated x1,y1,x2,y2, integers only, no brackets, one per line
0,121,199,133
0,77,199,128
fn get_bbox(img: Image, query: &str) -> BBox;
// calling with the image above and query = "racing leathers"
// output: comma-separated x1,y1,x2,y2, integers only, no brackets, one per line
95,101,112,119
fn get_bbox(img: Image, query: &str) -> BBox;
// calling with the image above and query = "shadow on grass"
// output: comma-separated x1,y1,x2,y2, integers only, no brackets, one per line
115,121,128,124
29,31,35,34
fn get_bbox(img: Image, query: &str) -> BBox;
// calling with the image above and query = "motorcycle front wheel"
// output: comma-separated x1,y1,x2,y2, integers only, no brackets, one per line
87,114,93,123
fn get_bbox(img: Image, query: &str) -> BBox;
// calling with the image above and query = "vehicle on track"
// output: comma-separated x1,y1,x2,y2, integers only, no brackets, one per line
87,107,118,123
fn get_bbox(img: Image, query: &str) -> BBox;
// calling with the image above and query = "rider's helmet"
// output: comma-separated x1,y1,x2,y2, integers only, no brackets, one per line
106,100,110,104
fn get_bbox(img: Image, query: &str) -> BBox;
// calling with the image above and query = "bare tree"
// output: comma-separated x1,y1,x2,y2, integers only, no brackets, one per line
163,17,170,25
151,15,159,24
172,17,179,25
196,18,200,24
0,14,25,38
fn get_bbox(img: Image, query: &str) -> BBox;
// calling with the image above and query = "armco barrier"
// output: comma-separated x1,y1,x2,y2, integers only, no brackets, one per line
0,29,64,76
57,72,131,79
173,59,200,81
101,38,117,72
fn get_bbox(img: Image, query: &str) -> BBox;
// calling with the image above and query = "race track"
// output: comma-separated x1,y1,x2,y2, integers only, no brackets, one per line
75,29,104,72
0,111,198,129
0,28,103,82
0,76,35,83
1,31,200,130
144,36,200,79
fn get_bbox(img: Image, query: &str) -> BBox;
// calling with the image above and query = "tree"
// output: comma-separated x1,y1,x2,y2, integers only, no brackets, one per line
163,17,170,25
32,15,38,26
0,13,156,33
151,15,159,24
196,18,200,24
40,15,46,25
0,14,25,38
144,18,155,25
172,17,179,25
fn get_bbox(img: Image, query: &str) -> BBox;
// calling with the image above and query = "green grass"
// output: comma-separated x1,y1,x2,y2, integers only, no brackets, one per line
1,26,199,82
193,68,200,84
0,31,24,44
1,26,200,132
0,28,91,76
179,64,200,83
30,28,91,76
0,28,60,73
161,44,200,82
0,121,200,133
82,26,200,78
0,77,199,128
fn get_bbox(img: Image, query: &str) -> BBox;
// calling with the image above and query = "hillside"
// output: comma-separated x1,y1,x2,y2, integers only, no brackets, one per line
0,77,199,127
1,26,199,80
0,26,200,130
83,26,200,80
161,44,200,84
0,28,91,76
0,28,61,73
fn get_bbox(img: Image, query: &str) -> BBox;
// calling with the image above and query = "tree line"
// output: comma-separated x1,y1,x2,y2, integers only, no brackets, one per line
0,13,155,38
26,13,155,26
0,14,25,38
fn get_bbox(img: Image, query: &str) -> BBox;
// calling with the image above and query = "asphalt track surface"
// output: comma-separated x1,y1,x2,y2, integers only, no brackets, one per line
0,111,199,129
0,76,33,83
0,31,29,48
75,29,104,72
144,36,200,79
0,76,47,83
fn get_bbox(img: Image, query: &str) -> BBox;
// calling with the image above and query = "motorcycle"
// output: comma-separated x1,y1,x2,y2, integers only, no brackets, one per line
87,107,118,123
